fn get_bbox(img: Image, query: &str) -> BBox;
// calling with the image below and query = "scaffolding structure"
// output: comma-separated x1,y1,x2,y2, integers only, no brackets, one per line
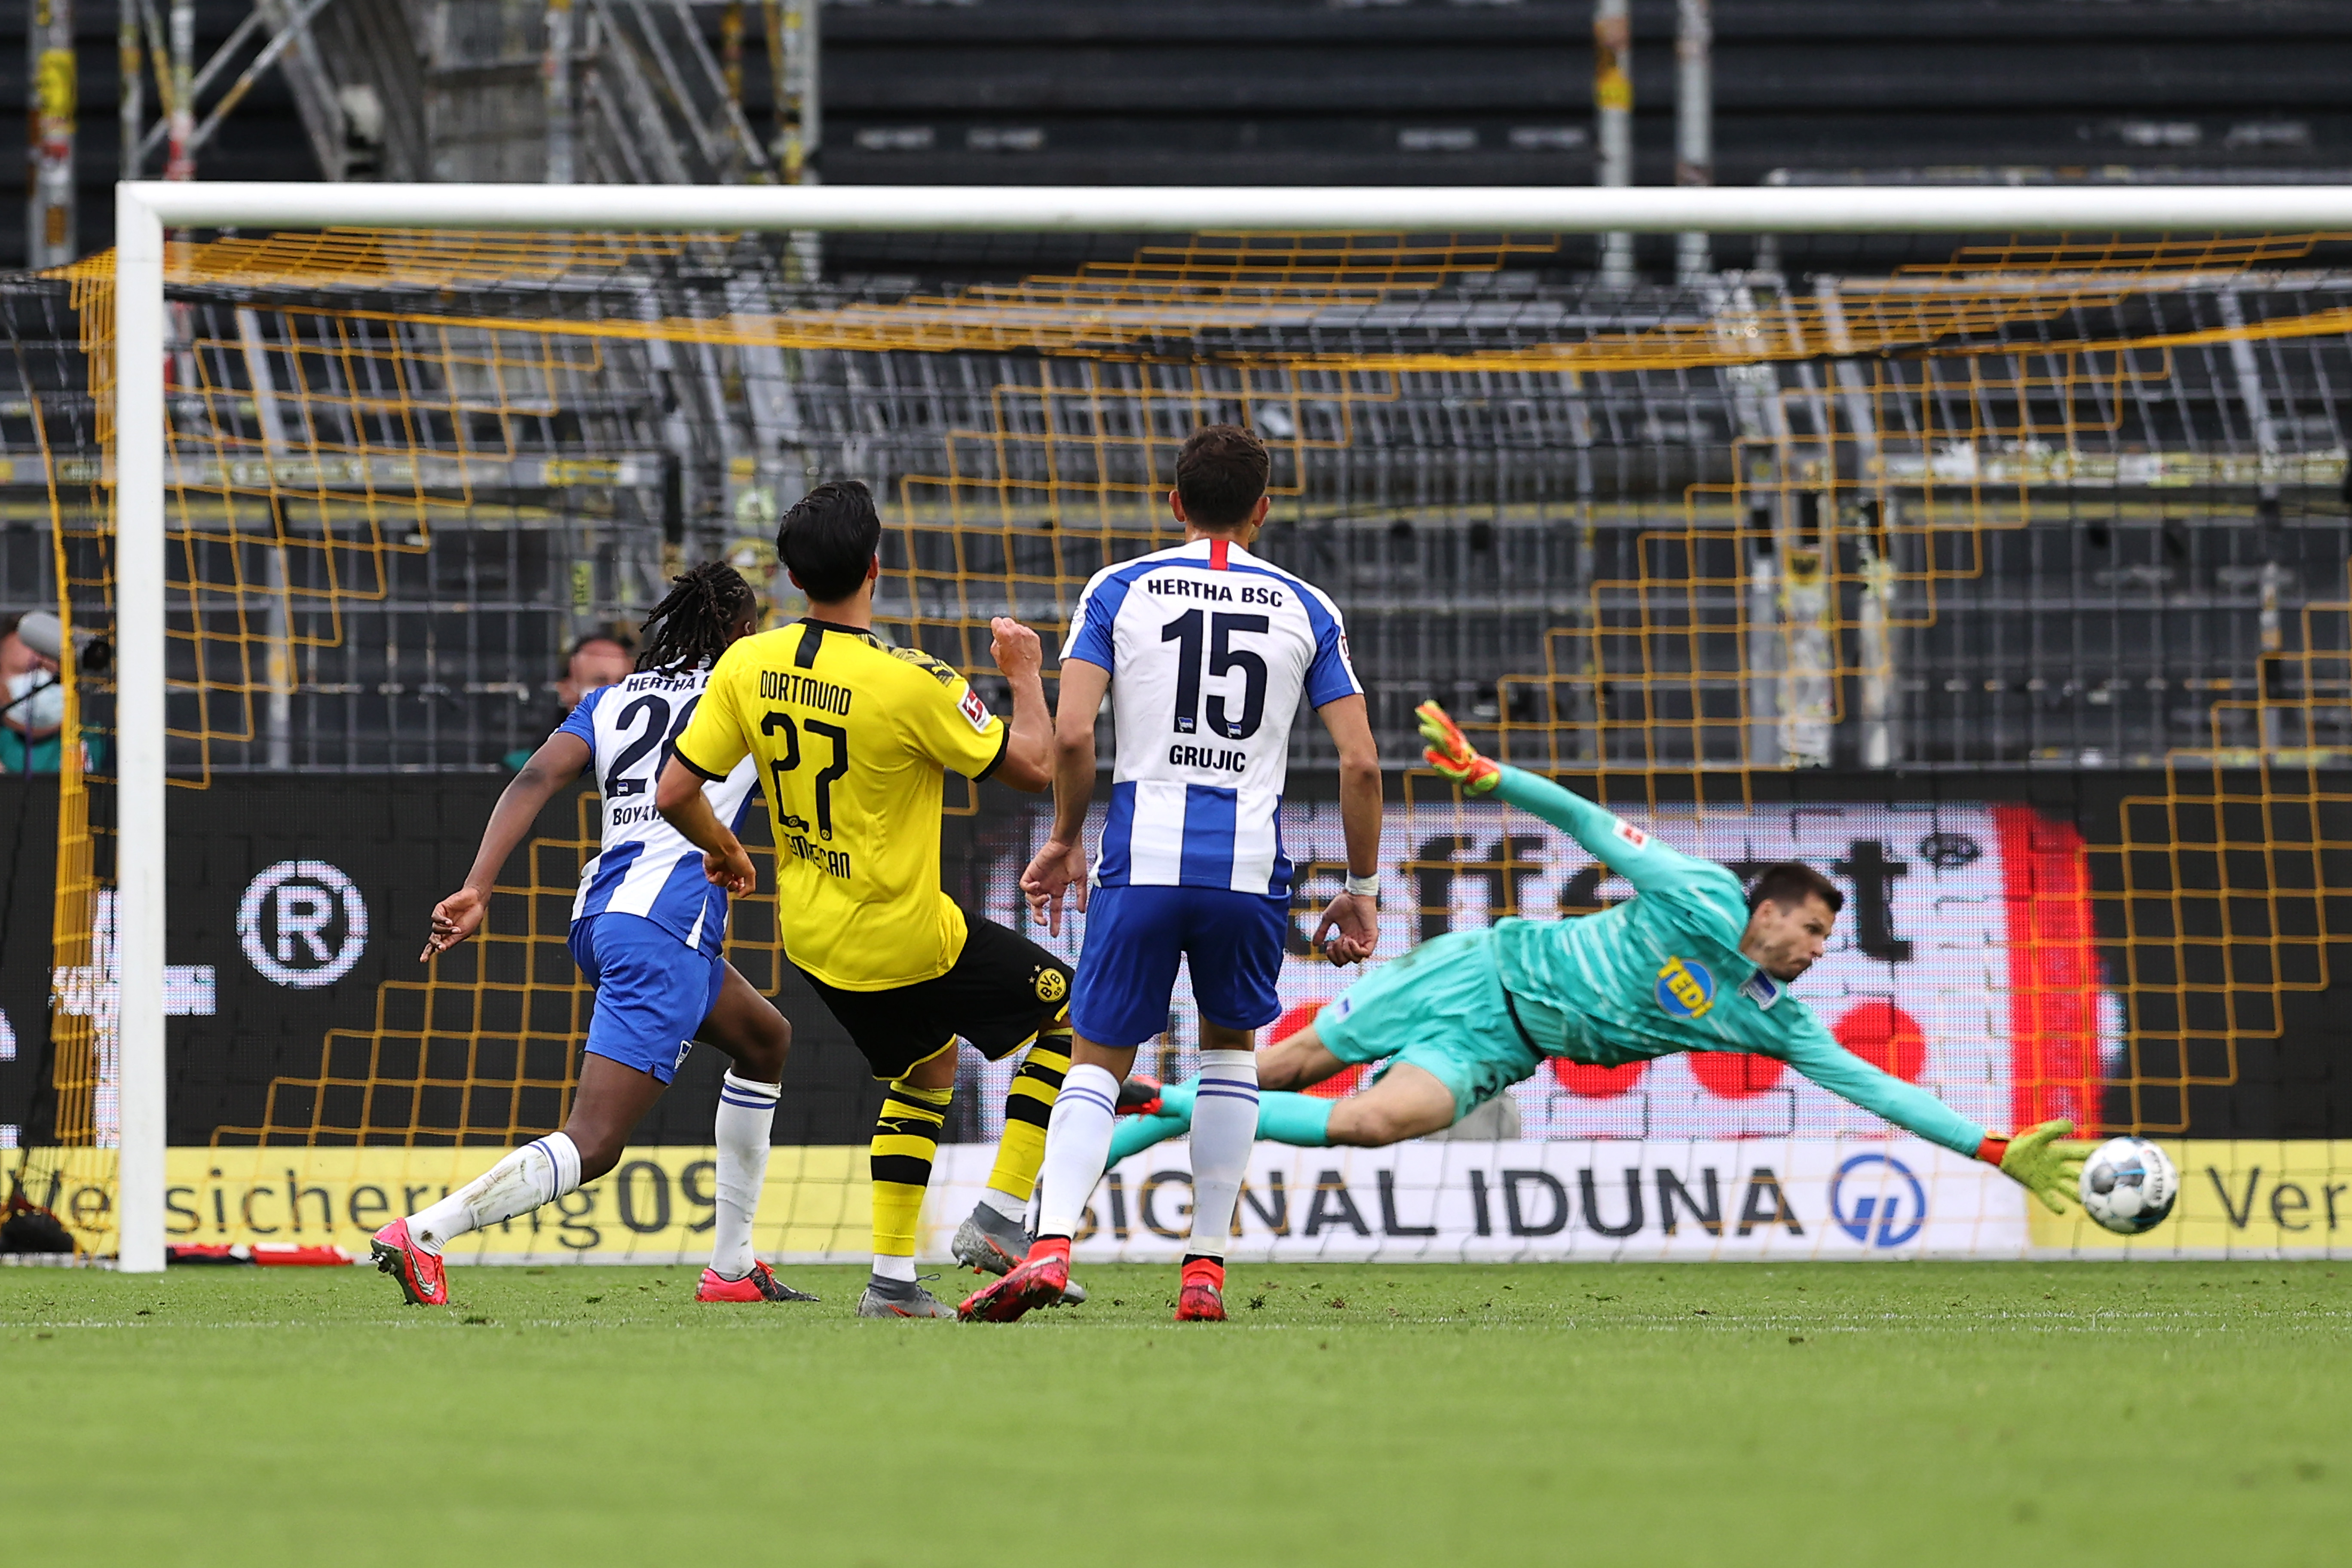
268,0,796,187
11,226,2352,775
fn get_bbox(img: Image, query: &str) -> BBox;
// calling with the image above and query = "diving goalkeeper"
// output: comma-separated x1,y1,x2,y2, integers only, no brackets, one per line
1095,703,2093,1216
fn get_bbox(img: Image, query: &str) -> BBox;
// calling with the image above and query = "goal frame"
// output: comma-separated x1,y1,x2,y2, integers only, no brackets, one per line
107,177,2352,1270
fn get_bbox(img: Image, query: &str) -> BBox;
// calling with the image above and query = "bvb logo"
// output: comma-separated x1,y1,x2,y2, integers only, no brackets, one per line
1035,967,1069,1004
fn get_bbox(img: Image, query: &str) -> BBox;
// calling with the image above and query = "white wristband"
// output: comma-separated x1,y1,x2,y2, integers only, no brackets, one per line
1344,873,1380,900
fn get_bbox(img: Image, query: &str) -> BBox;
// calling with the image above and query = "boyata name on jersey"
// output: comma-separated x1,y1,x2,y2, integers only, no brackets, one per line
559,665,760,949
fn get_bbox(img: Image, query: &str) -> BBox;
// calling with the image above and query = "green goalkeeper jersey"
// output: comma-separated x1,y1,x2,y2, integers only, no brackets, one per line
1483,766,1989,1158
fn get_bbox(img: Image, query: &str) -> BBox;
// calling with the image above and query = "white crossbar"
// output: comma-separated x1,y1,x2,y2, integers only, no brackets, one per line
126,179,2352,234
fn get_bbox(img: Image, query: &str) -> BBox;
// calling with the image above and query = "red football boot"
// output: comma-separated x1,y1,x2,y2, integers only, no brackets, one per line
1117,1075,1165,1118
956,1238,1069,1323
1175,1258,1226,1322
696,1261,820,1303
369,1219,448,1307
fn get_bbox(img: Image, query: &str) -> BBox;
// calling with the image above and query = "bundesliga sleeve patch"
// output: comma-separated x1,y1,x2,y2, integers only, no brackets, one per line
959,687,992,732
1614,819,1649,849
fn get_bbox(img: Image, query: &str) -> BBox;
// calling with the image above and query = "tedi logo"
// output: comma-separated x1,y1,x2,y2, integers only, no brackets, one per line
1654,956,1715,1020
239,860,370,988
1829,1152,1926,1247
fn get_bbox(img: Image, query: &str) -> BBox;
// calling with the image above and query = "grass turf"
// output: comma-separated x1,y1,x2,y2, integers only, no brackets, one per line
3,1260,2346,1567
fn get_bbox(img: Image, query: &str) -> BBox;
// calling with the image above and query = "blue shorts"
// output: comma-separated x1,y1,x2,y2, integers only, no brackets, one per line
567,913,726,1085
1069,883,1289,1049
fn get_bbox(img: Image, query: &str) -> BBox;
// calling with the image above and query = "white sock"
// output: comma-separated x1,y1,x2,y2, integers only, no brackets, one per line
1035,1063,1121,1239
408,1133,583,1257
1185,1050,1259,1262
711,1072,779,1280
872,1254,918,1283
977,1186,1027,1222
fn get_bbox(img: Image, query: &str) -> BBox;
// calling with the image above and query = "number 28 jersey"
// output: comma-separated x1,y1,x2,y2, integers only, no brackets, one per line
560,664,760,950
674,618,1011,992
1063,536,1359,897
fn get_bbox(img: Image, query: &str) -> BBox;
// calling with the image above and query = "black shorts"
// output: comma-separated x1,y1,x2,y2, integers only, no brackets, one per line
798,914,1074,1082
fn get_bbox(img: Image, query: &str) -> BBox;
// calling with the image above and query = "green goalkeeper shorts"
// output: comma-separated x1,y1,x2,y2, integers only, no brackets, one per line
1314,928,1543,1123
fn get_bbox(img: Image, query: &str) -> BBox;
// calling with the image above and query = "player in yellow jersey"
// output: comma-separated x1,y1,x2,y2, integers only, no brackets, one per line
656,480,1080,1317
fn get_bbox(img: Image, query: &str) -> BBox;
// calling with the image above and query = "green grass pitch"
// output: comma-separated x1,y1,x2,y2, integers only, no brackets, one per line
5,1260,2346,1567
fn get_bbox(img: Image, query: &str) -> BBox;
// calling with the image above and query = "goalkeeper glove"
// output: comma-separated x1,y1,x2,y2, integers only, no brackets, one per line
1977,1119,2095,1215
1416,701,1501,794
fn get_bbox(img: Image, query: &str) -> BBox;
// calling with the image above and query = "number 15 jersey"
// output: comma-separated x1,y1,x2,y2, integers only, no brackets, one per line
1063,536,1360,897
674,617,1011,992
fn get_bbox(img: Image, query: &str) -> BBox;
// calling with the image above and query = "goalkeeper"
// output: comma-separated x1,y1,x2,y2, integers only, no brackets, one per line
1095,703,2093,1216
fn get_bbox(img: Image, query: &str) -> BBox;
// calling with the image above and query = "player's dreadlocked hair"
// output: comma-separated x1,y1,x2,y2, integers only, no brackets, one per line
637,560,757,675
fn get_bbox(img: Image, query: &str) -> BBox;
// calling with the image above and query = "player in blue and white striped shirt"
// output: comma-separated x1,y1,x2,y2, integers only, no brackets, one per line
961,425,1386,1324
372,563,816,1308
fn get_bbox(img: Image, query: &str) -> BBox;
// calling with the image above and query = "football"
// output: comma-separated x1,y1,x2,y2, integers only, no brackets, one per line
2079,1137,2180,1235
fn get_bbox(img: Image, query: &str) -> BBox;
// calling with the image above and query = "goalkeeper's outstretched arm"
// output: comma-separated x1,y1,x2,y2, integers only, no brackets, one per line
1777,1020,1987,1157
1776,1020,2092,1213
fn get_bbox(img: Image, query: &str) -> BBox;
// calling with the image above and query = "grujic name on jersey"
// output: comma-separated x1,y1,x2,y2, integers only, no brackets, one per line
559,665,760,950
1063,537,1360,897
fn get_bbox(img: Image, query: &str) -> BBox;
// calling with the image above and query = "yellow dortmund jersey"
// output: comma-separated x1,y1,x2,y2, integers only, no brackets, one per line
674,618,1009,991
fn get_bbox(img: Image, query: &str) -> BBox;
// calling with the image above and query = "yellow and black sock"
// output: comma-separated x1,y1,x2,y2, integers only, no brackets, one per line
870,1077,954,1274
984,1031,1071,1208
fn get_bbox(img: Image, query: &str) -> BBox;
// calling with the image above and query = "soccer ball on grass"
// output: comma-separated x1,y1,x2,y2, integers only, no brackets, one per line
2078,1136,2177,1235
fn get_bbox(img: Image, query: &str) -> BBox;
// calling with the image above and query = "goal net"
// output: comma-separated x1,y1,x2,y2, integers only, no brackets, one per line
7,186,2351,1269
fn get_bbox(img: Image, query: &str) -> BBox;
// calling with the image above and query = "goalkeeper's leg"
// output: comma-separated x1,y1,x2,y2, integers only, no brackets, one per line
1102,1073,1390,1163
1274,927,1531,1147
1109,1105,1190,1164
1259,1023,1458,1145
1103,945,1485,1170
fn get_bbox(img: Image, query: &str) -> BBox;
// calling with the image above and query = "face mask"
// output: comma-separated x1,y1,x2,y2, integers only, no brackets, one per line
7,668,63,731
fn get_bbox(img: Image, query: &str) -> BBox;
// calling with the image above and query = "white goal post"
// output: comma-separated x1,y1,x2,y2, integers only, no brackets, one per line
107,177,2352,1271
